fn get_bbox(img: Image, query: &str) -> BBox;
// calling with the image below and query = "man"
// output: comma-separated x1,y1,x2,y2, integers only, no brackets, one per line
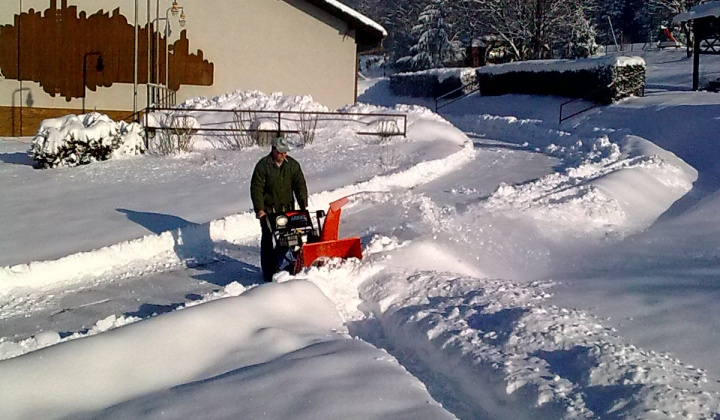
250,134,308,282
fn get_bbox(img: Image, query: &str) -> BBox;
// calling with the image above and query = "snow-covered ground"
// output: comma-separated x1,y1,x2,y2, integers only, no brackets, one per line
1,48,720,419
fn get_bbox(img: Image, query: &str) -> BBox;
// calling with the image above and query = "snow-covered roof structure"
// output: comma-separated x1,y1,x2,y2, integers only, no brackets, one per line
305,0,387,51
674,1,720,23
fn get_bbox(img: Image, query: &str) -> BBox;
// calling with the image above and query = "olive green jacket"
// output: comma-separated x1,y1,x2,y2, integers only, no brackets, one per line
250,154,308,214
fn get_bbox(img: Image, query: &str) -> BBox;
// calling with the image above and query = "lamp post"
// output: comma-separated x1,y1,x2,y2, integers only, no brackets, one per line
154,2,185,87
147,0,183,107
152,15,168,85
165,5,186,87
82,52,104,114
147,0,151,108
133,0,138,120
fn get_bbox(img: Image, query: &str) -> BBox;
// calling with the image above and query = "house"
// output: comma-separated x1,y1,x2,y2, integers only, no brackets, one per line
0,0,386,136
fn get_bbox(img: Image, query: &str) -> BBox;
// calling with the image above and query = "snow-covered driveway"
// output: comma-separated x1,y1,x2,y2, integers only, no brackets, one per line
3,67,720,418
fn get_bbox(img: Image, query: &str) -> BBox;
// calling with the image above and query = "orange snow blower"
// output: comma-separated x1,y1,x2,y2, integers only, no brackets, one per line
267,196,363,275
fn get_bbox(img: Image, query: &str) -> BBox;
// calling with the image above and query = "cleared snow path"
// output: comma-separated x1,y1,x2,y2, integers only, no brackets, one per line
3,82,719,418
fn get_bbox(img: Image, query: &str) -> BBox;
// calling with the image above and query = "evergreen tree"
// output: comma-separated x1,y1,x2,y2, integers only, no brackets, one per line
400,0,457,70
566,10,600,58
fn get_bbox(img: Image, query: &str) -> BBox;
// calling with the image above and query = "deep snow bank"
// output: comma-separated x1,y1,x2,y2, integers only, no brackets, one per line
0,279,457,420
452,114,697,238
298,238,720,419
0,280,343,420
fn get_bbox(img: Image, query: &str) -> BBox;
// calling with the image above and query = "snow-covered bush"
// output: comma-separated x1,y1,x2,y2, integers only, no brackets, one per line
390,68,477,99
144,112,200,155
476,56,645,104
31,113,145,169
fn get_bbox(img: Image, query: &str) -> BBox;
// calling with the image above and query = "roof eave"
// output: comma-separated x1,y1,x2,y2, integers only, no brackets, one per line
302,0,386,51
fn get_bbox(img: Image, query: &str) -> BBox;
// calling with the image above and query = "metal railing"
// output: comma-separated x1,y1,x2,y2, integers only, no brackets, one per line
435,80,480,112
558,83,615,124
119,108,146,124
558,97,600,124
148,83,176,108
143,107,408,148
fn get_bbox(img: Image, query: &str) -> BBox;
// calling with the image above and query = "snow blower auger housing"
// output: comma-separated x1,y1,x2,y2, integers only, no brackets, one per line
268,197,363,276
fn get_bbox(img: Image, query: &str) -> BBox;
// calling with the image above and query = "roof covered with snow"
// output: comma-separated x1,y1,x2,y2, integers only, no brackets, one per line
304,0,387,51
674,1,720,23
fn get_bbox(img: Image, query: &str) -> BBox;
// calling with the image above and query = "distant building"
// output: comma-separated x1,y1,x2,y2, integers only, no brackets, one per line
673,1,720,91
0,0,386,136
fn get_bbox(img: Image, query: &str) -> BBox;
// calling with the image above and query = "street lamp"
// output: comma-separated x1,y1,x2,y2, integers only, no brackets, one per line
165,6,186,87
82,52,104,114
170,0,179,16
153,3,186,87
133,0,138,120
147,0,182,108
152,15,168,85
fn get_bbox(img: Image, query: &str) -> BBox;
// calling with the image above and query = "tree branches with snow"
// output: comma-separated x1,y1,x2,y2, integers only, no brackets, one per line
465,0,599,61
639,0,703,47
398,0,459,70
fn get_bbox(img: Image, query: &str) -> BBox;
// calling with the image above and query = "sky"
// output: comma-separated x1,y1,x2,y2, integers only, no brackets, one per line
1,48,720,419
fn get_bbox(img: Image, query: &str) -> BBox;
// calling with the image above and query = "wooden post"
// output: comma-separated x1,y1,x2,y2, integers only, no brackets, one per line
693,28,700,91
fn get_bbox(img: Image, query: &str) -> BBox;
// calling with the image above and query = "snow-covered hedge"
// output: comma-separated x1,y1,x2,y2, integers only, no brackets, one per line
31,113,145,169
389,68,477,99
389,56,645,104
476,55,646,104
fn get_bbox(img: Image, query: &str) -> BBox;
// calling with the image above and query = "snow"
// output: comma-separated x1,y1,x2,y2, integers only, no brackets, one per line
475,55,646,75
1,48,720,419
321,0,388,37
399,55,645,82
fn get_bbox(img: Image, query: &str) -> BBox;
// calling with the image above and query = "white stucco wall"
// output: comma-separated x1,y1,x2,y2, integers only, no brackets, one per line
178,0,358,109
0,0,360,113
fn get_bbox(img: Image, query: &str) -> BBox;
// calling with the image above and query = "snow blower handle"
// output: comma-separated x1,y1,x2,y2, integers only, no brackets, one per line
263,215,277,249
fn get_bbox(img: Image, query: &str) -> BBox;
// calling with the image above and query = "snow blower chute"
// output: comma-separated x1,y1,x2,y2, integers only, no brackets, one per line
267,196,363,275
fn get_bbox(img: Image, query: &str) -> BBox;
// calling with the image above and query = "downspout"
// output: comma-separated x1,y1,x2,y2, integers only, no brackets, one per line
133,0,138,120
693,23,700,91
18,0,22,136
354,48,359,103
147,0,151,109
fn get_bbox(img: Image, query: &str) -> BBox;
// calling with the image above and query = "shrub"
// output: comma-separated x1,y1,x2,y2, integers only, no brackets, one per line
145,112,200,155
476,56,645,104
31,113,145,169
390,68,477,99
388,56,645,105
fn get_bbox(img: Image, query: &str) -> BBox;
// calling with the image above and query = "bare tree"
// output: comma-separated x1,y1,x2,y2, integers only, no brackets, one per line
465,0,598,60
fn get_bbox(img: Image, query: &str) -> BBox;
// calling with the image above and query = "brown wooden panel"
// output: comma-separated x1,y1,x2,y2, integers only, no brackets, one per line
0,105,134,137
0,0,213,101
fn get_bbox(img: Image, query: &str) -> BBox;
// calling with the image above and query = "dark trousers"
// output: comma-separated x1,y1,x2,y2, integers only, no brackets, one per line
260,218,275,282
